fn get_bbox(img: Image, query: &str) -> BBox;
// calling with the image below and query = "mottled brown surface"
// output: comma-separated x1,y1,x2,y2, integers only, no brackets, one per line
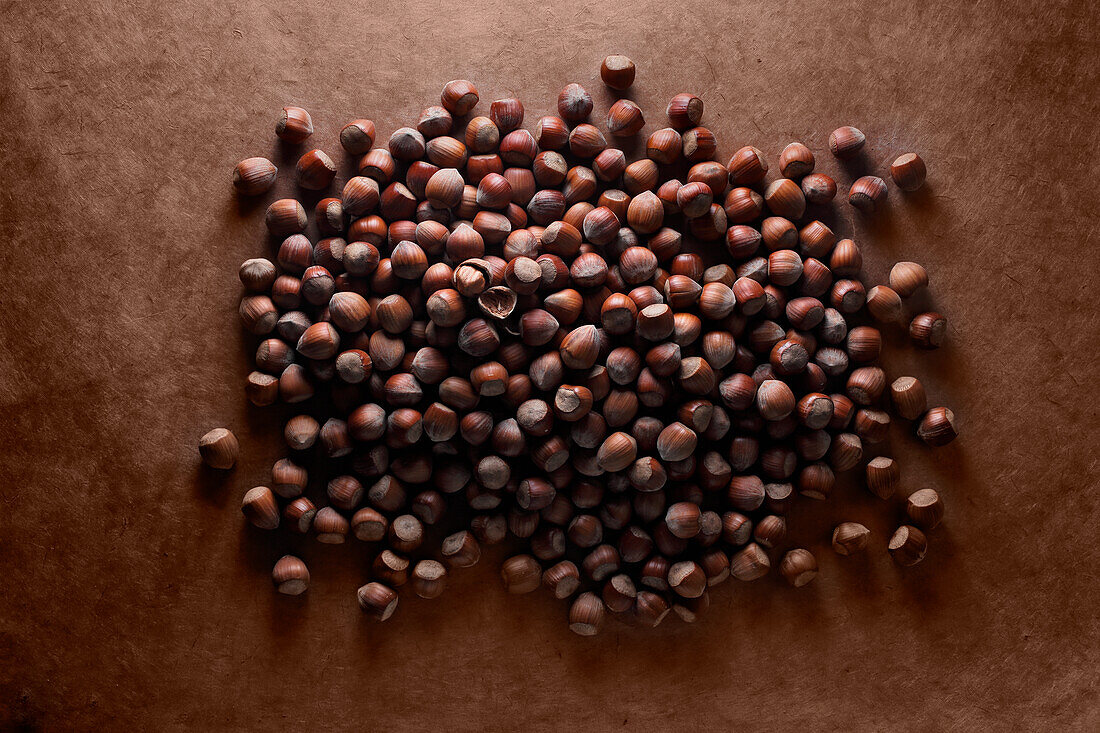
1,1,1098,730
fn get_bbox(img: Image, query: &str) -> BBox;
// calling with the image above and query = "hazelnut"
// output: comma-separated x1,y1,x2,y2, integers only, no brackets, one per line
665,502,701,539
465,115,500,154
275,106,313,143
828,125,865,158
606,99,645,137
756,379,795,421
910,312,947,349
623,158,659,194
241,486,279,530
657,422,697,462
780,549,818,586
764,179,806,220
890,376,927,420
501,554,542,593
284,414,319,450
357,582,399,621
724,187,764,223
358,148,396,183
441,79,479,115
847,366,887,405
865,456,900,499
832,522,871,556
600,54,636,90
646,128,682,165
265,199,307,238
296,149,336,190
350,507,387,541
388,127,426,161
198,428,238,470
918,407,958,447
272,555,309,595
284,497,316,532
889,261,929,297
372,550,409,586
666,92,703,129
544,560,581,599
557,83,593,122
535,115,569,150
339,119,376,154
888,525,928,567
753,514,787,548
779,142,814,178
890,153,927,191
233,157,277,195
489,97,524,133
676,181,713,218
569,592,606,636
668,561,707,598
627,191,664,234
682,127,716,162
907,488,945,529
849,176,888,213
800,172,837,205
730,543,771,581
866,285,903,323
417,105,453,138
409,559,447,600
727,146,769,187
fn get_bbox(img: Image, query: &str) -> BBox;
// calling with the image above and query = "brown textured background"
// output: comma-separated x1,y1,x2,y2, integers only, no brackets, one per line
1,0,1098,729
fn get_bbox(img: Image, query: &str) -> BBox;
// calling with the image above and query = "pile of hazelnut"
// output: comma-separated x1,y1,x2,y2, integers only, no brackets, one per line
201,54,956,634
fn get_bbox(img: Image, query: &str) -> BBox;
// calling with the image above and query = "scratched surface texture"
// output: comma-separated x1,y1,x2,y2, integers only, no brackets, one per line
1,0,1097,730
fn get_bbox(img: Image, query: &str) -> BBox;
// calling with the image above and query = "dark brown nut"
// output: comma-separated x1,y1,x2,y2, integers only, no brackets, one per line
557,83,593,122
828,125,865,158
889,261,929,297
727,146,768,186
668,561,707,598
849,176,888,214
832,522,871,555
666,93,703,129
569,592,606,636
890,153,927,191
780,549,818,587
272,555,310,595
600,54,636,90
543,560,581,599
888,525,928,567
910,312,947,349
501,555,543,593
730,543,770,581
357,582,399,621
199,428,238,470
890,376,928,420
801,173,836,204
441,530,481,568
682,127,717,162
779,142,814,178
646,128,682,165
241,486,279,530
276,106,313,143
865,456,900,499
764,179,806,220
441,79,479,115
265,199,307,238
903,490,947,534
233,157,277,195
918,407,959,447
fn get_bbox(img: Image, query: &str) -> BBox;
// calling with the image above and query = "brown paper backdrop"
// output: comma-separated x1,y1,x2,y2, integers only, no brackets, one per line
1,0,1098,729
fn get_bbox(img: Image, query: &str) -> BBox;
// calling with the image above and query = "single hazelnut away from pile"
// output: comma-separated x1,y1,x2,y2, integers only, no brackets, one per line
209,54,956,635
